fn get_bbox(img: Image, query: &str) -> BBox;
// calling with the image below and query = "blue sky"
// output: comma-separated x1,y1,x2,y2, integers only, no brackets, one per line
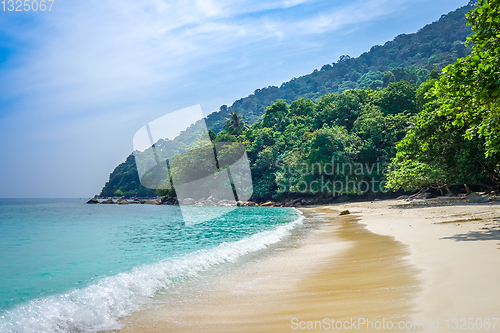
0,0,468,198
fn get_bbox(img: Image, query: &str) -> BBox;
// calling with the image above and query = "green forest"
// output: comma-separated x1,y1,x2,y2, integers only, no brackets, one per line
100,0,499,201
204,2,475,132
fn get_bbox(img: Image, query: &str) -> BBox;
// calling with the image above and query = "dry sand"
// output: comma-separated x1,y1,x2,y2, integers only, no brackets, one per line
331,198,500,331
116,199,500,332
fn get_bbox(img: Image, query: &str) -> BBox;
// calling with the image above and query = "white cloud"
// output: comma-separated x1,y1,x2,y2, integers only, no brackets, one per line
0,0,429,197
0,0,402,120
269,0,406,36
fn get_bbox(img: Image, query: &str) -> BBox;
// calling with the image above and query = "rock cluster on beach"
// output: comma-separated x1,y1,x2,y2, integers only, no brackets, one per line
87,191,500,207
86,196,316,207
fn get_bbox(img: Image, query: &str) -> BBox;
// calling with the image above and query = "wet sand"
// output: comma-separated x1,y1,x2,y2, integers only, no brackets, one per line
116,206,420,333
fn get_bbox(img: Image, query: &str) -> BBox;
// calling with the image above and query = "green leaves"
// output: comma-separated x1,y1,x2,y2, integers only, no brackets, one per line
243,83,418,199
100,2,483,199
387,160,448,191
430,0,500,156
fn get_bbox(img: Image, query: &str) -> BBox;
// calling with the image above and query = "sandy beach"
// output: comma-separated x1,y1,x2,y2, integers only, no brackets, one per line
333,198,500,331
116,199,500,332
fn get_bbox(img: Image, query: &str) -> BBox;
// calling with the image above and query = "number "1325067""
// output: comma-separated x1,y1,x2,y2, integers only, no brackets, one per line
2,0,54,11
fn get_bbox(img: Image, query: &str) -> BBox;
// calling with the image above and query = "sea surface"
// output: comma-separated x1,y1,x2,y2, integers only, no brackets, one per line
0,199,302,333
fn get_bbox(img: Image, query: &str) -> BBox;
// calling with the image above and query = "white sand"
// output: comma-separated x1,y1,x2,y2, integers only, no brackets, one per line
329,198,500,331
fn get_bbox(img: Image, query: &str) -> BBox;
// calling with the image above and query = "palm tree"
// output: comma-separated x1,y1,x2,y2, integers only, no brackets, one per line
223,111,248,135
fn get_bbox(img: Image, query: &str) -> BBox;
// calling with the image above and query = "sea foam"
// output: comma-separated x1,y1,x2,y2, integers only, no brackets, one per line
0,214,303,333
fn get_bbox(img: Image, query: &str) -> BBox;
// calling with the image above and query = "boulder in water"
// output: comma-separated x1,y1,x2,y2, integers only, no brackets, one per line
101,198,115,204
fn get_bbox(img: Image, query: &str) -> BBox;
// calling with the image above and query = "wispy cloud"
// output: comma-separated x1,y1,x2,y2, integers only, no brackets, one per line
0,0,402,119
0,0,460,197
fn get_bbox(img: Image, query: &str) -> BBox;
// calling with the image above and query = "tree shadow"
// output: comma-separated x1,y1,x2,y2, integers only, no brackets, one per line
389,199,500,210
442,229,500,241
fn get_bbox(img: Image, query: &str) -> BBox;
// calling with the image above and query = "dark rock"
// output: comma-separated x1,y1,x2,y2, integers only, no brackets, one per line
336,196,351,203
408,192,433,201
87,198,99,204
161,197,176,205
101,198,115,204
339,210,350,216
466,193,491,203
117,199,129,205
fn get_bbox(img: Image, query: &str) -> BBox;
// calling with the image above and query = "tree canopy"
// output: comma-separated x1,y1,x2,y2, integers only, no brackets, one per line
387,0,500,192
100,2,496,199
203,3,474,133
430,0,500,156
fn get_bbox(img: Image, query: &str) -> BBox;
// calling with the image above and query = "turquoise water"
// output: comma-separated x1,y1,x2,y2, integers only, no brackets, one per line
0,199,302,332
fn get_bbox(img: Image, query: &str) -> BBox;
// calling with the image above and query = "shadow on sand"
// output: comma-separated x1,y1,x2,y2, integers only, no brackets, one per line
388,199,500,210
442,229,500,242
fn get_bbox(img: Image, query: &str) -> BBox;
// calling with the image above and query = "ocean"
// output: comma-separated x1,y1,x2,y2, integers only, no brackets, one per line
0,199,303,333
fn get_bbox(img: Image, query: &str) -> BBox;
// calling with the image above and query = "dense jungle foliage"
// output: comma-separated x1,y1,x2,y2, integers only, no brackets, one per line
100,1,500,200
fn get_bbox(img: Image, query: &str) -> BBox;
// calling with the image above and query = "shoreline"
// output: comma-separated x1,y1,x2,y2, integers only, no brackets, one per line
114,199,500,332
115,204,421,333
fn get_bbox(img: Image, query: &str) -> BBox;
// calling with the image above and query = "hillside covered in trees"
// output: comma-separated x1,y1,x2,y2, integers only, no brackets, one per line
204,2,475,132
100,1,497,200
